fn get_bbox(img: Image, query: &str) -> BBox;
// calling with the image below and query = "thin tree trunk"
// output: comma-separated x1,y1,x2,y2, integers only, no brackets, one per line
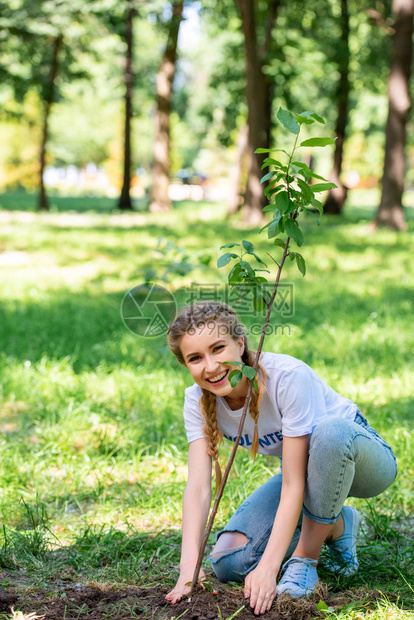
149,1,184,213
324,0,350,215
375,0,413,230
119,0,135,211
228,124,248,215
38,34,63,212
236,0,280,224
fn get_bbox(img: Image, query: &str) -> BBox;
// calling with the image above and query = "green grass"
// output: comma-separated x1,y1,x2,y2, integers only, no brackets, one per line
0,194,413,617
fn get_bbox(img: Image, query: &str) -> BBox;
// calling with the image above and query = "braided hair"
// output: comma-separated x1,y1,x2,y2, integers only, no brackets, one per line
167,302,267,491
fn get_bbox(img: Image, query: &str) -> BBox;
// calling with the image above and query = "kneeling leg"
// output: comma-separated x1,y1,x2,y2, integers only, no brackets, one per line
210,472,301,582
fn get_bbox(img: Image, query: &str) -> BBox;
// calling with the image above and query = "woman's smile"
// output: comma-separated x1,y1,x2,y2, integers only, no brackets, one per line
206,369,229,385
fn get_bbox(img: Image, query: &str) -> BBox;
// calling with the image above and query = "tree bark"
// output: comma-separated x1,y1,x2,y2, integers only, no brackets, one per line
324,0,350,215
228,124,248,215
375,0,413,230
119,0,135,211
236,0,280,224
38,34,63,211
149,1,184,213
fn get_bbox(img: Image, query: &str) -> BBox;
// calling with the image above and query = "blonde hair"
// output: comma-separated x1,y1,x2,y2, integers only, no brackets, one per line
167,302,267,491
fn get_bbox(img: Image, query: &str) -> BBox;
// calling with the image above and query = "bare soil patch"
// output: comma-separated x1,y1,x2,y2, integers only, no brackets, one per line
1,581,387,620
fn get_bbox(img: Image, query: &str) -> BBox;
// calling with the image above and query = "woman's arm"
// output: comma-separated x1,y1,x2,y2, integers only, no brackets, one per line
165,437,212,604
244,434,309,615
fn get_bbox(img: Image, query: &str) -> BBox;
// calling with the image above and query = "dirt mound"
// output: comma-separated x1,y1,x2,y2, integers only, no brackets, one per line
5,582,385,619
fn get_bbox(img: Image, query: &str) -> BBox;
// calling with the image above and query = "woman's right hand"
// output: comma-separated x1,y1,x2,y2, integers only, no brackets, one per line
165,568,206,604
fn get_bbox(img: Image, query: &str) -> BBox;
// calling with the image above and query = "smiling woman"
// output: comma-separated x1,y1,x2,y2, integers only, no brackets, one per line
164,302,398,616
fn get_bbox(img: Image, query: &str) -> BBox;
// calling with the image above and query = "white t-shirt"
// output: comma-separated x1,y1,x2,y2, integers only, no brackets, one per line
183,352,358,458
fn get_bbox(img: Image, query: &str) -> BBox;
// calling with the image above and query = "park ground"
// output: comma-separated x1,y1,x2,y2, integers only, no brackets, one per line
0,192,412,619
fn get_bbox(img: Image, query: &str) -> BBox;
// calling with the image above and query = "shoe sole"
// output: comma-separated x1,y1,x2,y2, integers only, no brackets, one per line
276,584,318,598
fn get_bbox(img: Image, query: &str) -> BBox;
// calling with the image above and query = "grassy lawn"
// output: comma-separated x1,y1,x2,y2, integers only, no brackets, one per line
0,193,412,618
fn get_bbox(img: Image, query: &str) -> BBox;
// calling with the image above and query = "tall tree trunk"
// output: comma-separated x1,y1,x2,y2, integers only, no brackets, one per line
228,124,248,215
324,0,350,215
375,0,413,230
236,0,280,224
38,34,63,212
149,1,184,213
119,0,135,211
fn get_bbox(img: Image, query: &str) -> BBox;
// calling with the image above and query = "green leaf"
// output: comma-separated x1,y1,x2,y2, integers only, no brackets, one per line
222,360,242,367
295,253,306,276
273,238,287,248
284,219,304,246
277,107,300,134
242,240,254,253
217,253,238,268
239,260,255,278
228,369,243,388
241,365,257,380
220,243,241,249
316,600,335,614
297,178,314,204
289,163,305,176
275,191,290,213
263,204,278,213
309,182,337,192
289,251,296,261
268,218,283,239
291,162,327,182
303,208,320,225
264,184,284,199
253,378,259,391
259,220,272,233
311,198,324,215
260,171,277,184
229,263,244,284
264,182,279,197
262,157,286,170
300,137,336,147
295,113,314,125
308,111,325,124
255,147,290,156
298,110,325,124
251,252,267,266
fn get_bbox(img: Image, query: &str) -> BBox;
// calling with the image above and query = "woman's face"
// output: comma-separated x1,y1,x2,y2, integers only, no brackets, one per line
180,322,246,397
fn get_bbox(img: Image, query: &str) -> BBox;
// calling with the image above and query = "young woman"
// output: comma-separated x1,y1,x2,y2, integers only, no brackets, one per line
165,302,397,615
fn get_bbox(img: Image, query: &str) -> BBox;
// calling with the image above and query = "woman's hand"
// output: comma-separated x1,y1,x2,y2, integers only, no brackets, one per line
244,564,278,615
165,568,206,604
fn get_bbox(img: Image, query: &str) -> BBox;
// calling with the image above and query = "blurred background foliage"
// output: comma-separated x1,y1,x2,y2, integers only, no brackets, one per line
0,0,412,227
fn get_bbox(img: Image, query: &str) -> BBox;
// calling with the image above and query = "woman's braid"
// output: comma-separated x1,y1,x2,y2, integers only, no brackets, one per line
200,388,223,493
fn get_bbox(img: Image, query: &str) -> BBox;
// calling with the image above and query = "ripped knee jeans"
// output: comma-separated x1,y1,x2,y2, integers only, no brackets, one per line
209,411,397,583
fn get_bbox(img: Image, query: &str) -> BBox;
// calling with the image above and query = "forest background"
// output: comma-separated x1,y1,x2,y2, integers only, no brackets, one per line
0,0,413,619
0,0,413,227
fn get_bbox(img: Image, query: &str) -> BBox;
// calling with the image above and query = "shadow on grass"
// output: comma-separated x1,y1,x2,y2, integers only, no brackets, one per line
0,191,219,215
0,272,412,370
0,191,148,213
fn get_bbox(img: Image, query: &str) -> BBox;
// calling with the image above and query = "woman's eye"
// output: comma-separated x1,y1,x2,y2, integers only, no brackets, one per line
214,345,224,352
189,356,200,363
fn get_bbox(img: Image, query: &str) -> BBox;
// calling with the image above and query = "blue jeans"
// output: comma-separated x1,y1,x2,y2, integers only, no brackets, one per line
210,412,397,582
